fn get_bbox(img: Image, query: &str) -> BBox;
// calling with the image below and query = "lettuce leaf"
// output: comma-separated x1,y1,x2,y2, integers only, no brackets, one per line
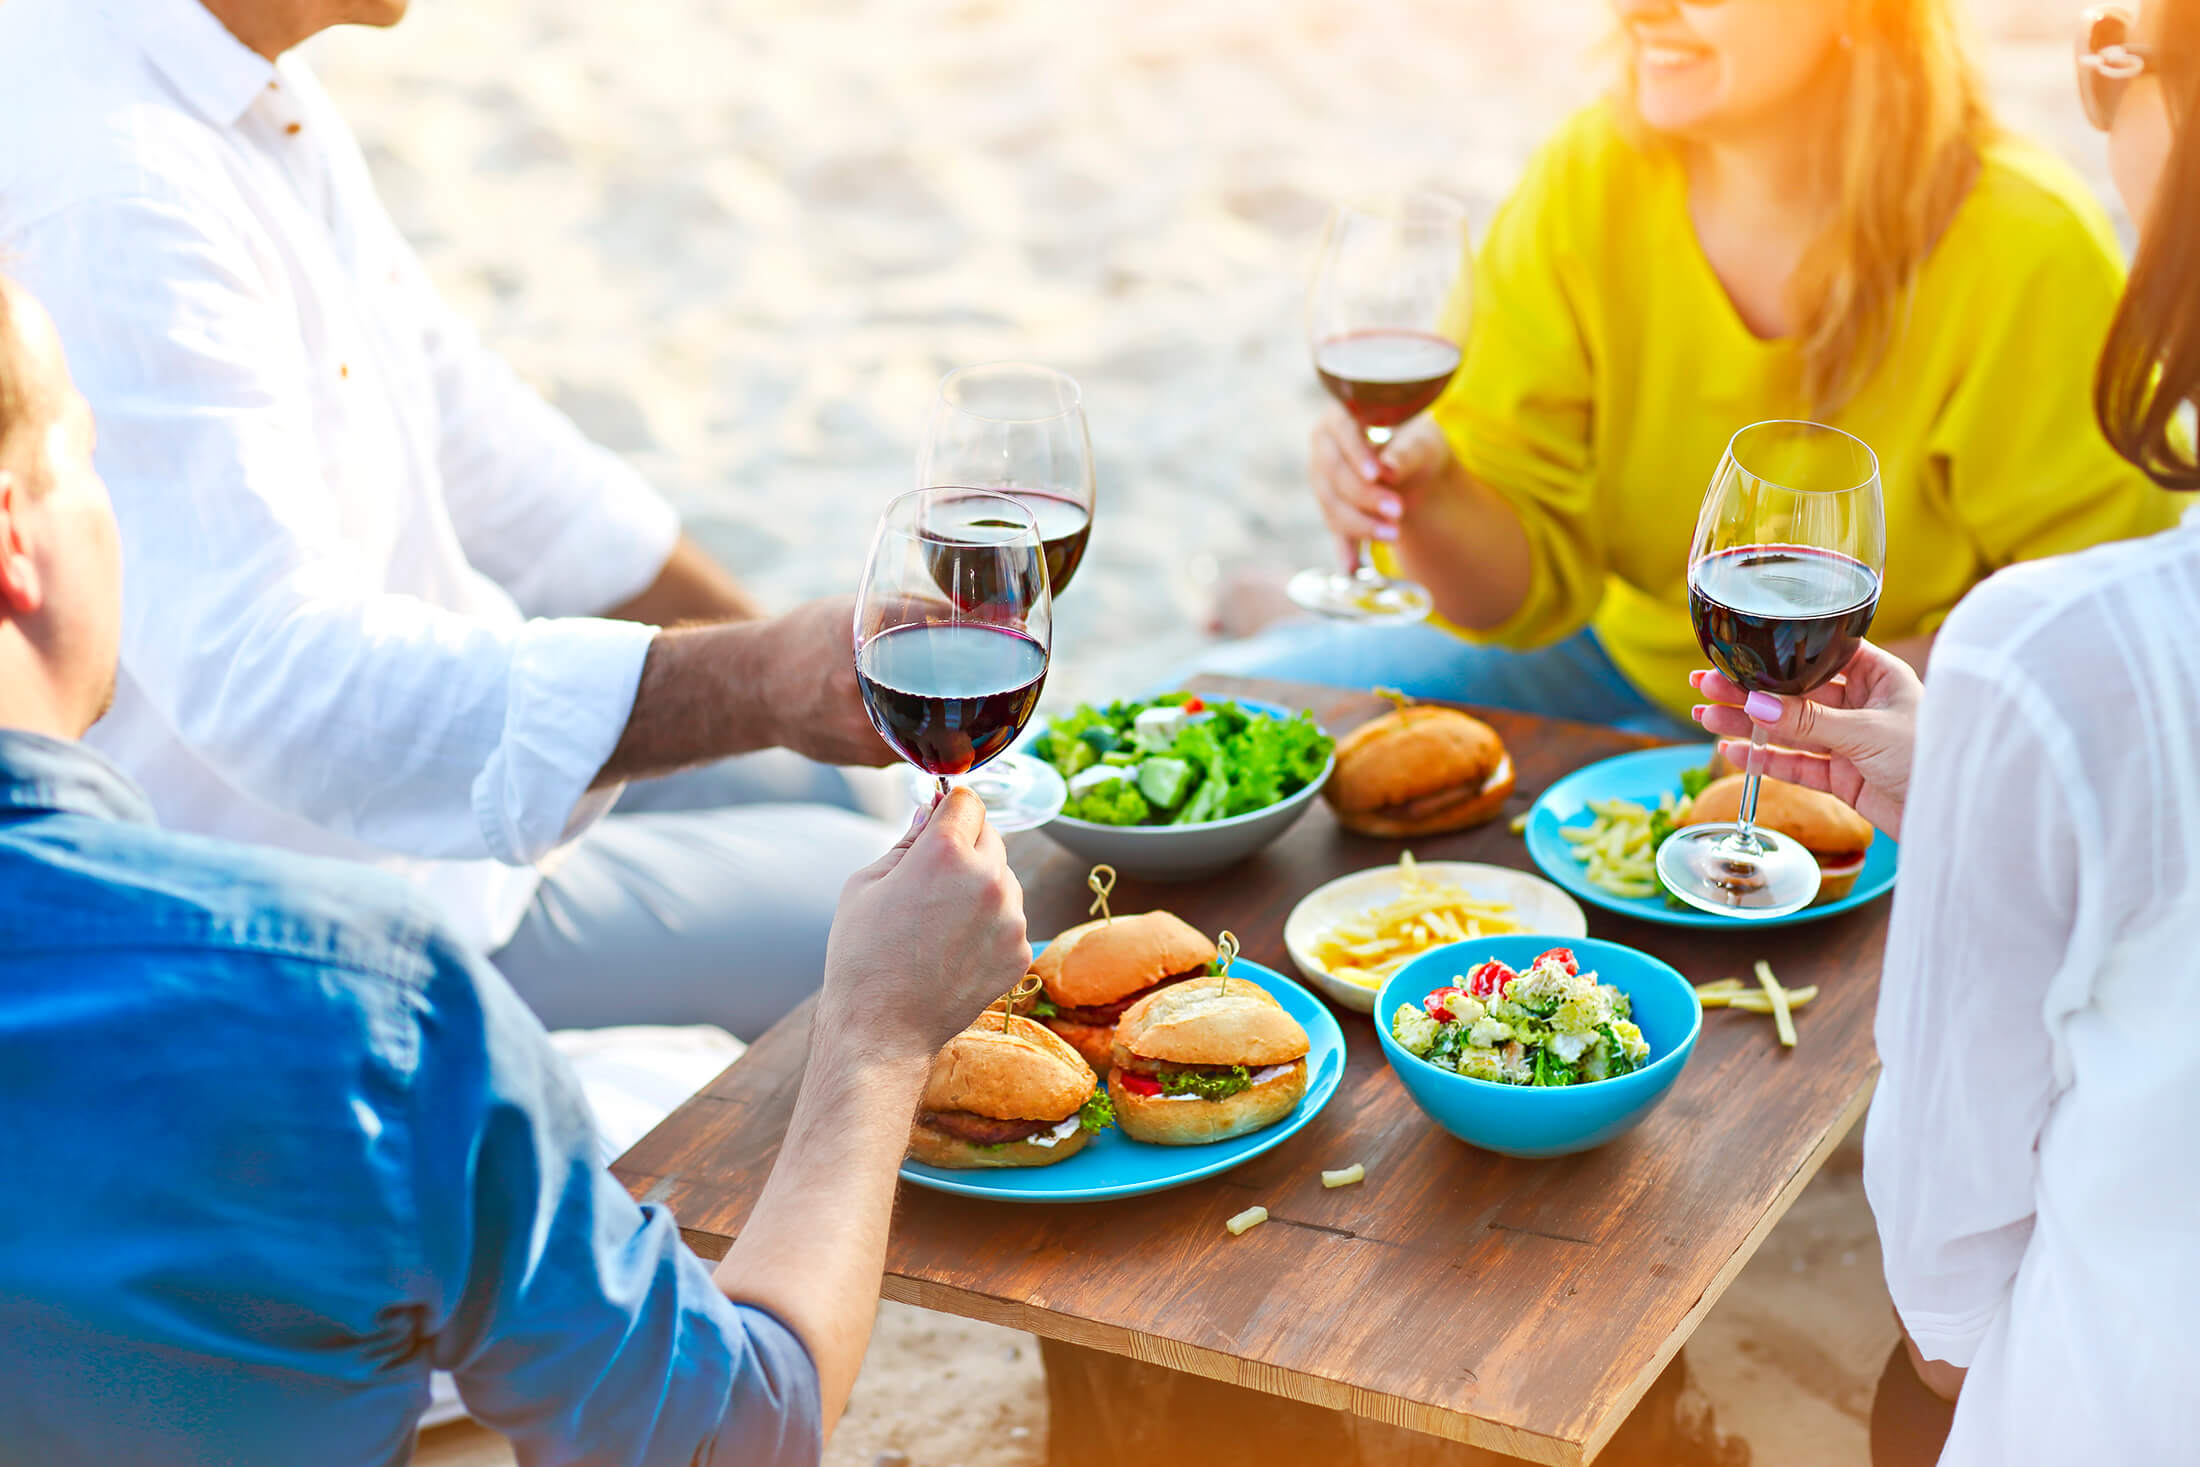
1062,780,1152,826
1077,1090,1116,1132
1157,1065,1253,1100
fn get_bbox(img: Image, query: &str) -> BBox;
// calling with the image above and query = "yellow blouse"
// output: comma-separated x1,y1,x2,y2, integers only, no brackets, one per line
1385,105,2178,720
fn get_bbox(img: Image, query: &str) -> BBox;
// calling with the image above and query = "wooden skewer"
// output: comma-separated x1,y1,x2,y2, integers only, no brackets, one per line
1087,864,1117,923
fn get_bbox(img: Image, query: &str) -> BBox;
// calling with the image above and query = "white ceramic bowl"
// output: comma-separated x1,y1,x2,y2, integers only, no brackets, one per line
1032,700,1334,882
1283,860,1588,1014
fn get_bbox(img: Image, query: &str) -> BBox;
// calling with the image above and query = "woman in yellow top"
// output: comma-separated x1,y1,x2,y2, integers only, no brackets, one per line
1208,0,2176,733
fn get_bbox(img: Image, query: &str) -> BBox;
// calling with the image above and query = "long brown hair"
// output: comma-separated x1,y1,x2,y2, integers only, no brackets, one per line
1617,0,1997,413
2096,0,2200,490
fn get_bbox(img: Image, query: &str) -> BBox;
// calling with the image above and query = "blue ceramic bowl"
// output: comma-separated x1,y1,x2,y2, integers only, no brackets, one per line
1374,935,1702,1158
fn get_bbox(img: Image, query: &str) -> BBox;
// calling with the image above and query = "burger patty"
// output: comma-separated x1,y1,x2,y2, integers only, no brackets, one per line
918,1110,1050,1146
1371,782,1491,822
1114,1055,1267,1078
1045,969,1207,1027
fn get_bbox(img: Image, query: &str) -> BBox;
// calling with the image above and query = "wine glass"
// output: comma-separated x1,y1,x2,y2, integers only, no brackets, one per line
918,362,1096,598
1656,421,1885,919
1290,191,1470,624
855,487,1064,832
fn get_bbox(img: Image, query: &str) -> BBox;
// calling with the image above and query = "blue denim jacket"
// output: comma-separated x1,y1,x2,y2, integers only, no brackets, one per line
0,731,819,1467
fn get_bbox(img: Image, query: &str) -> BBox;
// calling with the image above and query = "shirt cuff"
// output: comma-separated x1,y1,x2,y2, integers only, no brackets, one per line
1894,1298,2003,1370
472,617,658,866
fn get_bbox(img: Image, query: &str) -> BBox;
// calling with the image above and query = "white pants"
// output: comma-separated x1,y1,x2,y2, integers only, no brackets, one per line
489,752,900,1039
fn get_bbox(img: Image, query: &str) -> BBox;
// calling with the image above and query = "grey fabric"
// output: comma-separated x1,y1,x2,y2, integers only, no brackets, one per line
492,754,899,1038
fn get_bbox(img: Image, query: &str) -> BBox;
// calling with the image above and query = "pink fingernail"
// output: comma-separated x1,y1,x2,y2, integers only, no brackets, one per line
1360,459,1379,482
1744,691,1781,722
1690,705,1708,722
1373,523,1399,542
1379,496,1403,520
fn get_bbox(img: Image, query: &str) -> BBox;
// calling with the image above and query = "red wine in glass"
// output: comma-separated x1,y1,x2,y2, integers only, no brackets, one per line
856,622,1049,776
929,488,1092,597
1314,329,1463,433
1688,546,1881,697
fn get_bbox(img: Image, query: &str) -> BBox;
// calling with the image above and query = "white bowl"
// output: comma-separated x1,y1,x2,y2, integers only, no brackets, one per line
1032,700,1334,882
1283,860,1588,1014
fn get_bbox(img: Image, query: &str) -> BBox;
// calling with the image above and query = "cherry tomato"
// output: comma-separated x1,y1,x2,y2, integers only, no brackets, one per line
1423,985,1469,1022
1534,948,1579,977
1183,697,1206,713
1467,961,1517,999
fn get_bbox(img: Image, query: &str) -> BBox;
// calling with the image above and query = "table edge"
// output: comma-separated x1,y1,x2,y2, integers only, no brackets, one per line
1577,1065,1880,1462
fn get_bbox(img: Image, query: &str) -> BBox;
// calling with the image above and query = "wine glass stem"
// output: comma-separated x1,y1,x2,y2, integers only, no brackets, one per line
1731,720,1771,857
934,775,950,806
1355,424,1394,580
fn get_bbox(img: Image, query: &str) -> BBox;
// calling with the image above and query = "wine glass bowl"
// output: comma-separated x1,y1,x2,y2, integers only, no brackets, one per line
1290,190,1470,624
919,362,1096,598
855,488,1064,831
1658,421,1885,920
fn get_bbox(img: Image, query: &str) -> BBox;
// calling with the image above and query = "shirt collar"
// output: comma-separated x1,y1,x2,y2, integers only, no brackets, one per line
0,730,158,828
103,0,279,130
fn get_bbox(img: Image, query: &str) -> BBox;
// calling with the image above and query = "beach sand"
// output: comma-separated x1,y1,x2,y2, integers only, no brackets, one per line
358,1,2095,1460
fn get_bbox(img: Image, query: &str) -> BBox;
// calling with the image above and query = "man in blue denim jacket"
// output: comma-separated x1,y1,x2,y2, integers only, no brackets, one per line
0,276,1034,1465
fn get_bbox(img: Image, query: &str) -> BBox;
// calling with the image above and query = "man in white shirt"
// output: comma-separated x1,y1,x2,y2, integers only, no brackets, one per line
0,0,903,1037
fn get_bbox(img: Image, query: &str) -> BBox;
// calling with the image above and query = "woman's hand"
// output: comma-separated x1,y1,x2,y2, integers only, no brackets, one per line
1308,408,1454,570
1689,641,1923,838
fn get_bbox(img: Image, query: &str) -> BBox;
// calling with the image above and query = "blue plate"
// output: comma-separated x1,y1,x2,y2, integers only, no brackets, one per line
1525,745,1897,930
898,953,1347,1202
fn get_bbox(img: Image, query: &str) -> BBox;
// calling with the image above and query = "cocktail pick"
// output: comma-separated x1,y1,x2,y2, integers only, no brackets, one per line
1374,686,1415,716
1087,864,1117,923
991,972,1043,1032
1212,930,1239,994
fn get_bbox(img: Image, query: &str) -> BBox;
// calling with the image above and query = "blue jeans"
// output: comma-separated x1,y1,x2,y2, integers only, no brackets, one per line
1182,621,1697,741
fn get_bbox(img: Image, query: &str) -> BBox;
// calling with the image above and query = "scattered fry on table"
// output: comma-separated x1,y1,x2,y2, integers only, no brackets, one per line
1508,812,1530,835
1226,1205,1269,1236
1321,1164,1366,1189
1755,960,1798,1048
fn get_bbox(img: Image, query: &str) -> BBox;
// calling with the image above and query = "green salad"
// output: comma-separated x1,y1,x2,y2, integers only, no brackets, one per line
1390,947,1650,1088
1032,693,1334,827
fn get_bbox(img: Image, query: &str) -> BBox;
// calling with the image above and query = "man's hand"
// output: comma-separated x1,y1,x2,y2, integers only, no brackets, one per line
1689,640,1923,838
711,788,1029,1440
752,595,895,769
817,788,1032,1065
596,593,892,785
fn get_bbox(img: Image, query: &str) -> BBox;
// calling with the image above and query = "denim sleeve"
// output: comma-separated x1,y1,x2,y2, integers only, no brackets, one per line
409,937,821,1467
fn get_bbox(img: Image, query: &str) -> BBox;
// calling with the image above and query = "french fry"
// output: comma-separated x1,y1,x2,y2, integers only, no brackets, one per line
1694,978,1746,995
1307,855,1523,989
1755,960,1798,1048
1226,1206,1269,1236
1321,1164,1366,1189
1699,985,1817,1012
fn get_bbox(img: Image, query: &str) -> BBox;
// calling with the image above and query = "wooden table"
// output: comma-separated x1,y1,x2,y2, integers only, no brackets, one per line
614,676,1888,1466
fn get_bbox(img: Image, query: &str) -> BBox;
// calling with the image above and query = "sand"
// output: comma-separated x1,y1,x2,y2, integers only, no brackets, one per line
330,1,2101,1460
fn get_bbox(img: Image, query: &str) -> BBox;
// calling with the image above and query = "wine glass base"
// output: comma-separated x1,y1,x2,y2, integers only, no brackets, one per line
1285,567,1434,625
905,754,1067,834
1655,823,1823,920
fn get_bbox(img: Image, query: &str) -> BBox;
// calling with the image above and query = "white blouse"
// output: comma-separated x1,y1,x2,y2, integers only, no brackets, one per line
1864,518,2200,1464
0,0,681,950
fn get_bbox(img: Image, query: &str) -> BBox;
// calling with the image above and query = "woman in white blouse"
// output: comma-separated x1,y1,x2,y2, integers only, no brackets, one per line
1694,4,2198,1462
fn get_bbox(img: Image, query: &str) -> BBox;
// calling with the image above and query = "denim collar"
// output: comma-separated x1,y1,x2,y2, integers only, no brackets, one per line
0,730,157,828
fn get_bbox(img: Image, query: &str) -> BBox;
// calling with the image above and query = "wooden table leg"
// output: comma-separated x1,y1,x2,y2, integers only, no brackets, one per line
1037,1338,1749,1467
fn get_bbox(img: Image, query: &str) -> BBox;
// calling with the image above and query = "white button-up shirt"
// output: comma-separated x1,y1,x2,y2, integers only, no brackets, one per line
0,0,681,949
1865,521,2200,1464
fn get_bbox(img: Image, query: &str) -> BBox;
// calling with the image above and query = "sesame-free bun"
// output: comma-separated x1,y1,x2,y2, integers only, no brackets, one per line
1107,1060,1307,1145
920,1014,1096,1121
1324,706,1515,837
1031,912,1219,1008
1044,1019,1119,1075
1686,775,1874,859
906,1120,1094,1170
1113,978,1310,1068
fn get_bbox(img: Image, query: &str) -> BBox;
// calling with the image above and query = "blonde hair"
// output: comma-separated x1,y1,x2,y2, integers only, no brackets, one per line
1617,0,1997,413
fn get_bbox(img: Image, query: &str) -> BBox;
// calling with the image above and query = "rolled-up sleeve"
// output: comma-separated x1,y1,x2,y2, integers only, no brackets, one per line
415,944,821,1467
13,189,650,865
